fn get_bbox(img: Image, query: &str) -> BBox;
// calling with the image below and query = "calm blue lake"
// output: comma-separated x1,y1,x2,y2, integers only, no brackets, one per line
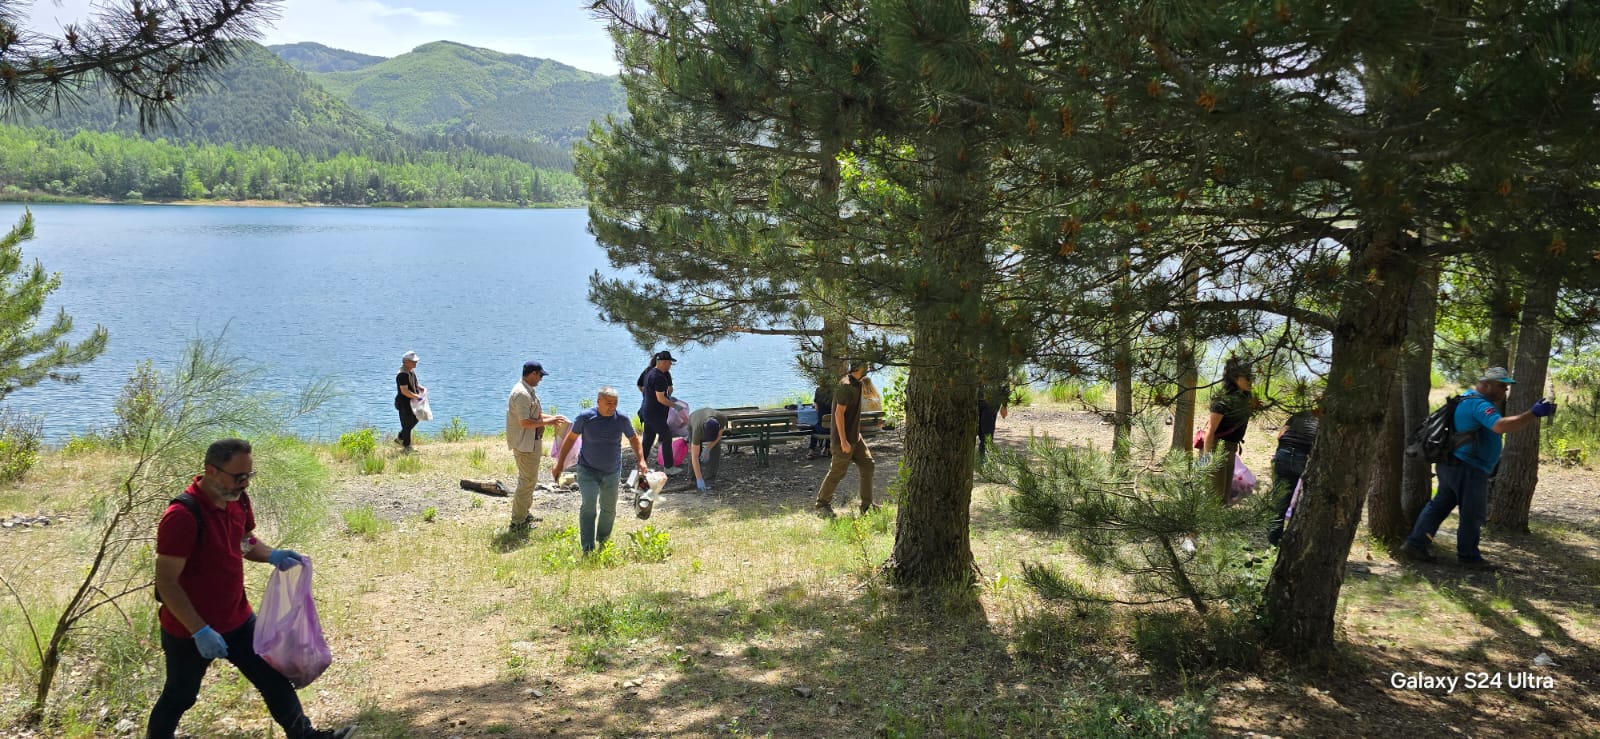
3,204,810,442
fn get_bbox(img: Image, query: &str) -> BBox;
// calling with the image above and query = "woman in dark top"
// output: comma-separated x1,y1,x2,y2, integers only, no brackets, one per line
395,351,425,451
1202,357,1254,502
1268,406,1319,545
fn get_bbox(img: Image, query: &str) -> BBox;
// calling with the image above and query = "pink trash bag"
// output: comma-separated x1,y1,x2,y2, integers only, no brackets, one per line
657,437,689,467
548,420,582,468
1227,456,1258,505
253,557,332,688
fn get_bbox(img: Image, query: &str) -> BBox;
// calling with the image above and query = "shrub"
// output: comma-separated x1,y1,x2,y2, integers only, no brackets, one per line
0,408,43,483
626,526,672,562
112,359,162,447
421,506,437,523
986,433,1273,615
439,416,470,442
881,367,908,427
335,427,377,461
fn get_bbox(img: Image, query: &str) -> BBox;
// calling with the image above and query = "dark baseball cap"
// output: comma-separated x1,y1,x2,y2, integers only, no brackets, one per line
654,350,678,362
704,418,722,437
522,360,549,377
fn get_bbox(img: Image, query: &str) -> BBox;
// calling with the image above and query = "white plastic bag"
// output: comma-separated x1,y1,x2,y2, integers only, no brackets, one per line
253,558,332,688
410,391,433,421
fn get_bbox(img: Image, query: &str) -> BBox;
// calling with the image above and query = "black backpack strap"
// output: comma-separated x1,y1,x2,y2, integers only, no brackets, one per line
171,493,205,546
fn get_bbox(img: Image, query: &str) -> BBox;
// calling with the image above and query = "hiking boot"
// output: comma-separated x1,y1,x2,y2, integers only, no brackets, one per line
1457,558,1499,572
509,515,540,533
1396,542,1435,563
813,502,836,518
858,502,881,515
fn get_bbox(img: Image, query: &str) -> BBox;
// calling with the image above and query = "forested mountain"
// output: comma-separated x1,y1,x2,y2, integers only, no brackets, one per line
310,41,625,146
270,42,386,73
18,41,401,159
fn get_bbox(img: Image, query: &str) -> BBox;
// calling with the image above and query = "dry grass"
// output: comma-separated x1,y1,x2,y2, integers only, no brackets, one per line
3,413,1599,737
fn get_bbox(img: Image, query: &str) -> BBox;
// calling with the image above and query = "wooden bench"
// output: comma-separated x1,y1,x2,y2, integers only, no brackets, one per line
720,408,812,467
819,410,886,437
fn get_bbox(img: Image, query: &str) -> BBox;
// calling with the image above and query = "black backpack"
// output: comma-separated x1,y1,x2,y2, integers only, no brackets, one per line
1405,395,1480,463
154,492,251,602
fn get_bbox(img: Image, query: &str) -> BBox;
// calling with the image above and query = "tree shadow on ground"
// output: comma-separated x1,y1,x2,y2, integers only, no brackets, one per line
1223,524,1600,738
345,578,1224,738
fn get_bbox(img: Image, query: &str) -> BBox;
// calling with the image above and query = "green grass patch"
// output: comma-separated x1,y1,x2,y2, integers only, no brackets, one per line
342,506,390,538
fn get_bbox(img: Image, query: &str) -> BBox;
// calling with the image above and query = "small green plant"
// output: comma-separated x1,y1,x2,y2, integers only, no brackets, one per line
0,409,43,483
439,416,470,442
392,454,423,474
881,367,908,427
579,397,594,409
468,446,488,468
335,427,377,461
470,496,484,509
1046,381,1078,404
342,506,389,538
421,506,437,523
59,431,111,456
1078,382,1108,407
627,526,672,562
359,455,386,475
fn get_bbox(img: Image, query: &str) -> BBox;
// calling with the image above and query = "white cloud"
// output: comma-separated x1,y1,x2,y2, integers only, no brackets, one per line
262,0,462,56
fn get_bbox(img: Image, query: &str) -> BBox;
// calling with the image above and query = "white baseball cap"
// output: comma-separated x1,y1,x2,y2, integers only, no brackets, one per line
401,351,419,362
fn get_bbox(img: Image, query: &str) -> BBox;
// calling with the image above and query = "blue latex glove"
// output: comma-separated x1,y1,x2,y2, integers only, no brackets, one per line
193,625,228,659
696,478,708,492
1531,399,1557,418
267,549,305,570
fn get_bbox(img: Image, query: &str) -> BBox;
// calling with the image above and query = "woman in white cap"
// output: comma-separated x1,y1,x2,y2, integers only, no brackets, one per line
396,351,426,450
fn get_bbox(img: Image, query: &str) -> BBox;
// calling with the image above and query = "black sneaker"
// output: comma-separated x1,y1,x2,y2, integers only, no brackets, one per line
1396,543,1435,564
308,727,356,739
1457,559,1499,572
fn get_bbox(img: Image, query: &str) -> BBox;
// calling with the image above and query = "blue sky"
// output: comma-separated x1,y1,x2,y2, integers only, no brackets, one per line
24,0,621,74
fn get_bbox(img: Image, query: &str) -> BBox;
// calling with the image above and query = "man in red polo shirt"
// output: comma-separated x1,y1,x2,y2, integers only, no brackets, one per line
147,438,353,739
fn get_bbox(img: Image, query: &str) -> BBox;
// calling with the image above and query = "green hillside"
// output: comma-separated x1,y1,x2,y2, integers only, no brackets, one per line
312,41,625,145
20,41,400,159
23,41,575,171
270,41,387,73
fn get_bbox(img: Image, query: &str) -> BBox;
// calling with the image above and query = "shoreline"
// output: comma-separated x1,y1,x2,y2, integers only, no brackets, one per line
0,193,579,210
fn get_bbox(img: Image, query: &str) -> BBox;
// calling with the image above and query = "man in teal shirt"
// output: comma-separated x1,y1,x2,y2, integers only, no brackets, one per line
1400,367,1555,569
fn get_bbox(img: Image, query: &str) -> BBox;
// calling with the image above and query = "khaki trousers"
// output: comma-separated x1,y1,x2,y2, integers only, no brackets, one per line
511,447,542,523
816,438,874,509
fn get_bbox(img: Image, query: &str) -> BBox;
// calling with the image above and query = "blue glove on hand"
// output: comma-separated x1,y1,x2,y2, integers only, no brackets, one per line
695,478,708,492
267,549,305,570
193,625,228,659
1531,399,1557,418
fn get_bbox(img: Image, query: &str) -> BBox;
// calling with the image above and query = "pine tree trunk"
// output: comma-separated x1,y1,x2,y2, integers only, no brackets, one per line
891,317,979,592
1365,375,1409,545
1170,252,1200,452
1484,276,1515,369
1487,277,1557,533
888,169,984,594
1400,265,1440,522
1264,233,1416,656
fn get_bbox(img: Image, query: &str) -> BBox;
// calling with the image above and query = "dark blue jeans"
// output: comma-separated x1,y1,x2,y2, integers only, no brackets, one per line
1267,446,1309,545
1405,461,1491,562
147,615,317,739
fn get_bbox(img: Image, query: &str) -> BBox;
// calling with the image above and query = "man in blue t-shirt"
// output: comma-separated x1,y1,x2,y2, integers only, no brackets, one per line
553,387,650,554
1399,367,1555,570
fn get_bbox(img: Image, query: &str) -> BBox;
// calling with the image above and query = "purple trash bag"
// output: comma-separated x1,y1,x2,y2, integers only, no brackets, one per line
253,557,332,688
